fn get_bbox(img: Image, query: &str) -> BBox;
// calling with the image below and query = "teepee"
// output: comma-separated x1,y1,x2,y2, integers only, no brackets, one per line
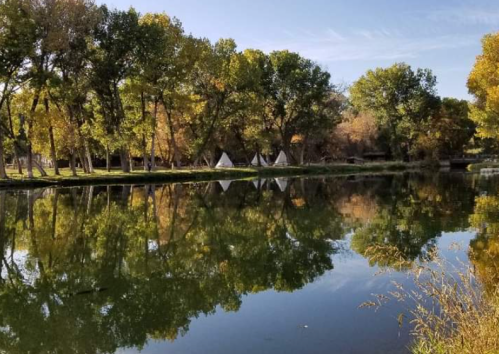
274,151,288,166
251,154,268,167
218,180,232,192
252,178,267,189
215,152,234,168
275,178,288,192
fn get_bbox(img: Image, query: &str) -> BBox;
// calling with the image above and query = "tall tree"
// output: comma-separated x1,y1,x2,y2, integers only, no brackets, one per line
51,0,100,175
90,6,140,172
468,32,499,143
262,50,336,164
0,0,36,178
188,38,252,166
350,63,440,159
136,13,192,169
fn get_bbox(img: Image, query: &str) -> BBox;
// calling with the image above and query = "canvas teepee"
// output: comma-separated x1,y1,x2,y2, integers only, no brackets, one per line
274,151,288,166
275,178,288,192
215,152,234,168
251,178,267,189
218,180,232,192
251,154,268,167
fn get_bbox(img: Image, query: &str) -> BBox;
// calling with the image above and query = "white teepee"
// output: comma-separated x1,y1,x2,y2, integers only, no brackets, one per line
218,180,232,192
275,178,288,192
251,154,268,167
251,178,267,189
274,151,288,166
215,152,234,168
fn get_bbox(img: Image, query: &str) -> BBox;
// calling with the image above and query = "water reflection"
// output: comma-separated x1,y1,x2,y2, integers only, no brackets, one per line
0,173,494,353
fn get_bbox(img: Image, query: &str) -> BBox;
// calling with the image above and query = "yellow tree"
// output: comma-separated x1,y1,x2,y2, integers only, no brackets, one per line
468,32,499,141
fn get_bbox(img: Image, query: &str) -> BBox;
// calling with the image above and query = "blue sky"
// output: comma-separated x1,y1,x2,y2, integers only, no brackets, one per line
98,0,499,99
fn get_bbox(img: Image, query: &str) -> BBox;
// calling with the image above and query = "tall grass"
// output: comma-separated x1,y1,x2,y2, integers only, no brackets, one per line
361,246,499,354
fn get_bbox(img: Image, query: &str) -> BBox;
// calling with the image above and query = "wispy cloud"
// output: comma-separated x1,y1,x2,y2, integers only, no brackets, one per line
243,28,479,63
428,8,499,26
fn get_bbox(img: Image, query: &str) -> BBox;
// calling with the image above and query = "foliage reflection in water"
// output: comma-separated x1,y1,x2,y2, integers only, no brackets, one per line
0,173,495,353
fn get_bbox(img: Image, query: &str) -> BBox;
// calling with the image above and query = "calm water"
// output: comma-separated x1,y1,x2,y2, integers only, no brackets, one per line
0,172,496,354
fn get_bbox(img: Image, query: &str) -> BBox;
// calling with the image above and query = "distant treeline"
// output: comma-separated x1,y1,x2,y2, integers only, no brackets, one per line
0,0,495,178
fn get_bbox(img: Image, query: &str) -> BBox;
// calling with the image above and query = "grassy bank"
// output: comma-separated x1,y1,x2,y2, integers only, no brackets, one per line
0,161,420,189
468,162,499,172
362,245,499,354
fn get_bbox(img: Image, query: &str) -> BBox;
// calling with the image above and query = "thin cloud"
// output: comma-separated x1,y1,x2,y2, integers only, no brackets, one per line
428,8,499,26
242,28,479,63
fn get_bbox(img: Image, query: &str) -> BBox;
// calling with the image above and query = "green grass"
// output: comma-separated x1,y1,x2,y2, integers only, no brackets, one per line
468,162,499,172
0,161,422,188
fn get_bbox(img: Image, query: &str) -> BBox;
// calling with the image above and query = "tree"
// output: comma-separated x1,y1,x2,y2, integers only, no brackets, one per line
188,38,250,166
0,0,36,178
468,32,499,143
350,63,440,159
90,6,140,172
262,50,338,164
140,14,191,168
50,0,100,175
411,98,475,160
330,111,379,158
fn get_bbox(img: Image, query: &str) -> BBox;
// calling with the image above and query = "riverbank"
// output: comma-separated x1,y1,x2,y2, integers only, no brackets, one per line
0,161,422,189
468,161,499,172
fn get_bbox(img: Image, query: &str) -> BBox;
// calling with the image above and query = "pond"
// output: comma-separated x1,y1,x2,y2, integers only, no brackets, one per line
0,172,495,354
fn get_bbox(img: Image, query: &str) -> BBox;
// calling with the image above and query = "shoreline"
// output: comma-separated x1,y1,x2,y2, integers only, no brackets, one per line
0,162,424,189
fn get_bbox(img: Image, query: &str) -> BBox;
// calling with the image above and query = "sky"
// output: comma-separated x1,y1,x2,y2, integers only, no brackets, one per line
97,0,499,99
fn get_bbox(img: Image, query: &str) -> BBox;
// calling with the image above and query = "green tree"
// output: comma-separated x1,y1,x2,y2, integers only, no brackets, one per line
50,0,100,175
412,98,475,160
262,50,337,164
0,0,36,178
350,63,440,159
90,6,140,172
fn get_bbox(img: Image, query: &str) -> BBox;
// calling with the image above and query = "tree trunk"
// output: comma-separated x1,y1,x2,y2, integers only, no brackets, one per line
7,98,22,174
48,126,59,175
78,148,89,174
14,150,22,175
143,134,149,171
120,148,130,173
150,101,158,170
299,136,308,166
106,145,111,172
44,98,59,175
27,126,34,179
166,111,180,167
33,160,47,176
160,97,181,168
69,151,77,176
85,140,94,173
27,91,47,178
150,133,156,171
141,91,149,171
0,130,8,179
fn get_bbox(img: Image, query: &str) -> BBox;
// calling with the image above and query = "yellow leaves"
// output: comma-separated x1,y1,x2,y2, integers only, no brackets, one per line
292,198,306,208
468,32,499,141
291,134,304,144
139,13,171,27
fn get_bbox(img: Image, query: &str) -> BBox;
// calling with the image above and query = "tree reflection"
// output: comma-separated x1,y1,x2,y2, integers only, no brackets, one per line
0,174,483,353
0,180,342,353
349,174,477,268
469,194,499,292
